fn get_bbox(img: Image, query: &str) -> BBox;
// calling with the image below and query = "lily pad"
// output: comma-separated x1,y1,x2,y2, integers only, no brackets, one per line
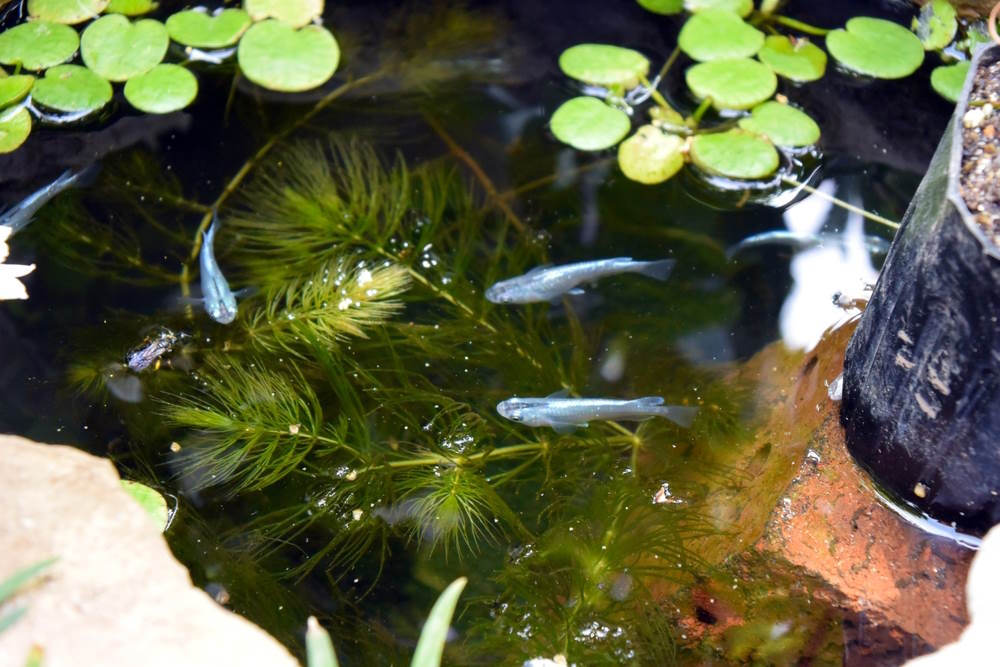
237,20,339,92
124,64,198,113
617,125,685,184
81,16,168,82
558,44,650,88
550,96,631,151
738,101,820,147
0,107,31,154
757,35,827,82
0,21,79,71
914,0,956,52
31,64,112,112
678,10,764,62
637,0,683,14
690,129,779,179
106,0,158,16
930,61,970,103
166,9,252,48
826,17,924,80
121,480,170,531
685,58,777,110
684,0,753,17
0,75,35,110
244,0,322,29
28,0,108,24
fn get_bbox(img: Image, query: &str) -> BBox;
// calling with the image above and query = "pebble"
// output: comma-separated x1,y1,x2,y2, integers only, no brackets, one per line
964,108,985,128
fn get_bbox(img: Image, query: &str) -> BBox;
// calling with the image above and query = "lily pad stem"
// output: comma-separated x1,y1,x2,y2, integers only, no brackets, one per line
689,97,713,128
637,74,674,113
771,15,829,36
179,70,386,299
781,175,900,230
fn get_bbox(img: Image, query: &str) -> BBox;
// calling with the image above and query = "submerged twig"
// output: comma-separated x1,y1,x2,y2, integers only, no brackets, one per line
781,175,900,230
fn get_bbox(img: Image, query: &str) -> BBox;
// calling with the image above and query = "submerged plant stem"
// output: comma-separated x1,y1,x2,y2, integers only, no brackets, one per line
179,71,386,298
421,112,527,233
771,15,829,36
781,175,900,230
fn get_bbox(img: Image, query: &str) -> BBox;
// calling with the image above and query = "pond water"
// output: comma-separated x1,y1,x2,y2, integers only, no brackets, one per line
0,0,957,664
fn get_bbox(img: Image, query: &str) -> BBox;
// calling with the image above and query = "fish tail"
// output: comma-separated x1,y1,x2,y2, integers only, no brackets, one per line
656,405,698,429
631,258,675,282
68,163,102,188
204,210,221,245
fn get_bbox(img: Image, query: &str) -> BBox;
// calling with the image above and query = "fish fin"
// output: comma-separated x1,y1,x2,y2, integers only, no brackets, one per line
545,388,571,399
634,396,665,408
566,288,586,296
522,263,553,277
68,163,101,188
233,286,257,299
633,259,675,282
550,421,584,434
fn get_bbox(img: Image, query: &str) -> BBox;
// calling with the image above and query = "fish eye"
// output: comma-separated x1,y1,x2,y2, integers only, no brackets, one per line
502,295,512,304
510,411,523,422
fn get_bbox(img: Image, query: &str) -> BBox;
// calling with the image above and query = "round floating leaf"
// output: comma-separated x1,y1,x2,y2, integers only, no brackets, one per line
121,480,170,531
738,101,820,147
685,58,776,110
826,17,924,80
617,125,685,184
550,96,631,151
930,61,969,103
914,0,956,51
0,75,35,109
166,9,252,48
31,64,112,112
0,21,79,71
28,0,108,24
684,0,753,17
757,35,827,82
690,129,779,179
559,44,650,88
637,0,683,15
124,64,197,113
81,15,169,82
237,21,339,92
0,107,31,154
106,0,158,16
678,10,764,62
244,0,322,29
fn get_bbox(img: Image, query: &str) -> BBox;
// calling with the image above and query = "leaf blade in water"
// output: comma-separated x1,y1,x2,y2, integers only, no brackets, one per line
411,577,468,667
306,616,339,667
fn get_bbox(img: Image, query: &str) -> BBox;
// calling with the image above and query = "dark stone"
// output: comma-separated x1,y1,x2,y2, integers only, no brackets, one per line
841,46,1000,536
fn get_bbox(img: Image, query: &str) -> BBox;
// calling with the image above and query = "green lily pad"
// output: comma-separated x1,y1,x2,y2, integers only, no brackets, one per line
685,58,777,110
244,0,322,29
930,61,970,103
757,35,827,82
550,96,631,151
826,17,924,80
106,0,158,16
31,64,112,112
237,21,339,92
28,0,108,24
121,480,170,531
81,15,168,82
166,9,252,48
738,101,820,147
0,21,79,71
0,107,31,154
678,10,764,62
637,0,683,14
914,0,956,51
0,75,35,110
558,44,650,88
684,0,753,17
124,64,197,113
690,129,779,179
617,125,686,184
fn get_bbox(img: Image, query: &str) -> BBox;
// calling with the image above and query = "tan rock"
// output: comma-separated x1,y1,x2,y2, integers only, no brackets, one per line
0,435,300,667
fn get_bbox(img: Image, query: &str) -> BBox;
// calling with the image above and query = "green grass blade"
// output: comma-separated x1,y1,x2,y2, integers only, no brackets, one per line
0,607,28,635
0,558,57,604
411,577,467,667
306,616,339,667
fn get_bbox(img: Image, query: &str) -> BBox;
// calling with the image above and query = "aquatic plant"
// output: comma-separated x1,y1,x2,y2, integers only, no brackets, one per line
0,0,339,153
550,0,989,190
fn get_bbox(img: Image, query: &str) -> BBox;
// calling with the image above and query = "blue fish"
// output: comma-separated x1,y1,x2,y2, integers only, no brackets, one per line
1,164,99,234
497,391,697,433
486,257,675,304
200,212,238,324
726,230,891,260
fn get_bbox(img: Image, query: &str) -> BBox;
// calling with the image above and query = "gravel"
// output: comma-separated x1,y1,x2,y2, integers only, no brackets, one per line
960,59,1000,247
